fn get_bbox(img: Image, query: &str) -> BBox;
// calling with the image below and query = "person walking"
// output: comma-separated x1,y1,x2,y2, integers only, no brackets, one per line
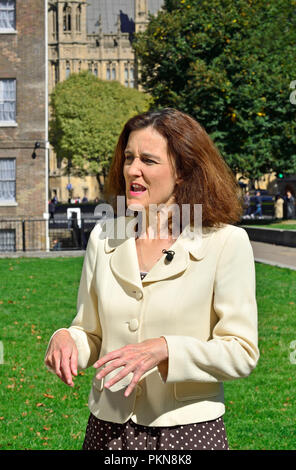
274,194,284,220
285,190,295,220
48,199,56,219
243,191,252,217
45,108,259,451
251,191,262,218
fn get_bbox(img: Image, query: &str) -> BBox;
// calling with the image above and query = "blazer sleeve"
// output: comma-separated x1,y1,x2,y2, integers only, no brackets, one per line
162,227,259,383
45,225,102,372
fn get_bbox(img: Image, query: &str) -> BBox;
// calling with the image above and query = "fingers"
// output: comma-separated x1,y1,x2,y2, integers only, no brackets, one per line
93,349,122,369
60,355,74,387
98,356,151,395
124,369,144,397
96,358,125,380
92,339,169,397
70,347,78,377
104,363,135,389
52,352,62,379
45,337,78,387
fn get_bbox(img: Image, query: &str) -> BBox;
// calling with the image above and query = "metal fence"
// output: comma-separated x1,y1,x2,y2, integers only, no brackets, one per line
0,218,101,252
0,202,293,252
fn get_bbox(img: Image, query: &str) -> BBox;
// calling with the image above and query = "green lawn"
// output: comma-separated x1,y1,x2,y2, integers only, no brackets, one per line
0,258,296,450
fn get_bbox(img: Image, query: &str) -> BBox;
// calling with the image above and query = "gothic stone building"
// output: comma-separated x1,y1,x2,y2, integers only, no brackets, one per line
48,0,164,203
0,0,47,251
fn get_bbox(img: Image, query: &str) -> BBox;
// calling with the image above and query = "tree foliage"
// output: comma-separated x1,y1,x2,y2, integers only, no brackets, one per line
49,72,151,185
133,0,296,179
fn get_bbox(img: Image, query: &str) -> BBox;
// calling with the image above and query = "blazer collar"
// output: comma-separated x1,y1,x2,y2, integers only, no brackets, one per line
104,217,216,286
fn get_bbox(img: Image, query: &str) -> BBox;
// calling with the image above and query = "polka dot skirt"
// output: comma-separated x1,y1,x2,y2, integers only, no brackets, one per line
82,414,229,450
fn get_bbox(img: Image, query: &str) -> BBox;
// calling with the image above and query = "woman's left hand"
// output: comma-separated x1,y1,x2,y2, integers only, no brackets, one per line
93,338,168,397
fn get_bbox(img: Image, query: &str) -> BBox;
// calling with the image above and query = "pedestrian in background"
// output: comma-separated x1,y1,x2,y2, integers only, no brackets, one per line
251,191,262,219
243,191,252,217
51,192,58,205
274,194,284,221
48,199,55,219
285,190,295,220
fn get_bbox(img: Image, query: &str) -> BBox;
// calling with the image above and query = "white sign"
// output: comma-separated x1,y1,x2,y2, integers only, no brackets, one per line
67,208,81,228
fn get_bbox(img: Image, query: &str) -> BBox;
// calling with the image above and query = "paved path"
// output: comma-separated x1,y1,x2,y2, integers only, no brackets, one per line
251,241,296,271
1,243,296,271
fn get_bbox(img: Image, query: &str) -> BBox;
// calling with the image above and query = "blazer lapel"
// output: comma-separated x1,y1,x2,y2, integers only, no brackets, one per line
109,236,143,292
142,225,215,283
104,217,215,286
142,239,189,283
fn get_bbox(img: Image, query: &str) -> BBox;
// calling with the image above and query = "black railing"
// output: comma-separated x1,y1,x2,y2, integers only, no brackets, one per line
0,218,102,252
49,217,101,251
1,205,295,253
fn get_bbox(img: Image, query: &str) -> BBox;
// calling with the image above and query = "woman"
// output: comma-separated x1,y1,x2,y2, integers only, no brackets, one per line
45,108,259,450
274,194,284,220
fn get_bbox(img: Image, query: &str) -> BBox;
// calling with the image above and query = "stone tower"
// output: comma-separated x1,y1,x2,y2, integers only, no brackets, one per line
48,1,88,89
135,0,148,33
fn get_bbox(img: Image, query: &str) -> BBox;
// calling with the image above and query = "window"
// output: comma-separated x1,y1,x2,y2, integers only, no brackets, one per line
124,65,135,88
112,67,116,80
65,62,70,79
0,229,15,252
54,63,59,84
63,5,71,32
106,66,110,80
124,66,129,87
0,0,15,32
0,158,16,202
52,7,57,38
130,67,135,88
0,79,16,124
76,5,81,32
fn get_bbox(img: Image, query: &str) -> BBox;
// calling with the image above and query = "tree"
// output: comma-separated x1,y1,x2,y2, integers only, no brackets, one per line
133,0,296,180
49,72,151,192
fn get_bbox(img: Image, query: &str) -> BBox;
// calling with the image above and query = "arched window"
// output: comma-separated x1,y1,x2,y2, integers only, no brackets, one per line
112,66,116,80
106,65,111,80
52,62,59,84
52,7,57,38
66,61,71,78
76,5,81,32
63,5,71,32
130,67,135,88
124,65,129,87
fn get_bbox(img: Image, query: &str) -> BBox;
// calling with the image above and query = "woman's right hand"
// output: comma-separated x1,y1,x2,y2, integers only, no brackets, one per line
44,330,78,387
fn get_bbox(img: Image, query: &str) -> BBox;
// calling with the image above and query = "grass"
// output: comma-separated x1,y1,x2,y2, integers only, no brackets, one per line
0,258,296,450
250,224,296,230
224,263,296,450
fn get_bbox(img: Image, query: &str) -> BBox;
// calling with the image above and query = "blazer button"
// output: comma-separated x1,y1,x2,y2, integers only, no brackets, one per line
135,291,143,300
129,319,139,332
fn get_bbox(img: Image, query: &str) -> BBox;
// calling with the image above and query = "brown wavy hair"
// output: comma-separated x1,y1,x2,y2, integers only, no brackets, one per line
104,108,243,228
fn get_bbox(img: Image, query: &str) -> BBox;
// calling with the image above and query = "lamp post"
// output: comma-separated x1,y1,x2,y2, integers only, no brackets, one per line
45,0,50,251
67,160,73,202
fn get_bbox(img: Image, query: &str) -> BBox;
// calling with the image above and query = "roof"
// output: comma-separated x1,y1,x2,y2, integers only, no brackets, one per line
86,0,164,35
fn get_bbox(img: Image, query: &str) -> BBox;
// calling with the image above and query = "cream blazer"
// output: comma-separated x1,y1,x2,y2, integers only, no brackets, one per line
47,216,259,426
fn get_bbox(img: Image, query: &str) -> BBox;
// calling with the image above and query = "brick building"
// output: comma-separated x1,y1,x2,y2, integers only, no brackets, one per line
0,0,47,251
48,0,164,203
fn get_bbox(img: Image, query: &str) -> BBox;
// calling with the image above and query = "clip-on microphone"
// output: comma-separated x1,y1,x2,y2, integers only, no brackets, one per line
162,249,175,262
